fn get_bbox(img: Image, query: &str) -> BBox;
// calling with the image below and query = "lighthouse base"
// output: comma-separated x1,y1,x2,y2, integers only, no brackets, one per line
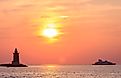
0,64,28,67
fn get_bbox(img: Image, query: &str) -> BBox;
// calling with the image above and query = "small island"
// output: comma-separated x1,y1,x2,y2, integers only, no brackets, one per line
92,59,116,65
0,48,28,67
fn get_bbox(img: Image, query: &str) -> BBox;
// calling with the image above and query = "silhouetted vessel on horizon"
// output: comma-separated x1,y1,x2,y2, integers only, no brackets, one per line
92,59,116,65
0,48,27,67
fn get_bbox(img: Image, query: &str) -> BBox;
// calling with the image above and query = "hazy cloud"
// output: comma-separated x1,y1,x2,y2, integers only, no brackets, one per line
88,0,121,6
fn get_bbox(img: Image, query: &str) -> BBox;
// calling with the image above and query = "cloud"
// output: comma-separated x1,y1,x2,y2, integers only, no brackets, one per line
88,0,121,6
0,0,35,13
0,0,116,16
0,0,9,2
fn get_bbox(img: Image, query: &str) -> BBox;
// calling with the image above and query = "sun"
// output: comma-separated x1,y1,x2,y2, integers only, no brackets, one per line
42,28,59,38
36,12,64,43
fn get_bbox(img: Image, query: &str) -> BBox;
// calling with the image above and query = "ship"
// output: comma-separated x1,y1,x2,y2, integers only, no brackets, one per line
0,48,28,67
92,59,116,65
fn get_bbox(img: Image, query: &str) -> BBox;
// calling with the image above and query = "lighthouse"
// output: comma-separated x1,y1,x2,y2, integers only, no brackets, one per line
0,48,27,67
12,48,20,65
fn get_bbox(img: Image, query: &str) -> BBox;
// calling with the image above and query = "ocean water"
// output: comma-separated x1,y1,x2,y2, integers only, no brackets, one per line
0,65,121,78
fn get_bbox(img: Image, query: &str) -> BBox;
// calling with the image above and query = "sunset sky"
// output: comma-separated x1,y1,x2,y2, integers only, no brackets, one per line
0,0,121,65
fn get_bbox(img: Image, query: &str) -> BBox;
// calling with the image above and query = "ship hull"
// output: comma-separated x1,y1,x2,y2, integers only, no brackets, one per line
92,63,116,65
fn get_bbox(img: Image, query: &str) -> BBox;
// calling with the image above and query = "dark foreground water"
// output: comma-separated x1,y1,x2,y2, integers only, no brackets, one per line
0,65,121,78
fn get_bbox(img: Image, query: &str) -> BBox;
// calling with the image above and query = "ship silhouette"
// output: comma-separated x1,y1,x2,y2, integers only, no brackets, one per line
0,48,27,67
92,59,116,65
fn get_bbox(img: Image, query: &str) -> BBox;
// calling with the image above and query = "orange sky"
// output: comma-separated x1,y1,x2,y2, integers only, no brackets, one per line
0,0,121,64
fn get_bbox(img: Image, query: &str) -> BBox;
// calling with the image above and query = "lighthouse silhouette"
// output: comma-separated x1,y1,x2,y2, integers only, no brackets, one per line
12,48,20,65
0,48,27,67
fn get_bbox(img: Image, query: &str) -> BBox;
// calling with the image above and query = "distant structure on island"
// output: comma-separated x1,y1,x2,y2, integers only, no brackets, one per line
0,48,27,67
92,59,116,65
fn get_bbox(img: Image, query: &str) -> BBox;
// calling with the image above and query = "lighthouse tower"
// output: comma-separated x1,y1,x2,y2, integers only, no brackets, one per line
12,48,20,65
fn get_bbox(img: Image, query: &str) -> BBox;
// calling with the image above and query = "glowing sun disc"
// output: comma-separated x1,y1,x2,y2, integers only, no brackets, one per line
42,28,59,38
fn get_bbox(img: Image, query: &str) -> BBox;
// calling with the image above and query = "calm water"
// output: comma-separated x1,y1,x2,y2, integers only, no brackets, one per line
0,65,121,78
